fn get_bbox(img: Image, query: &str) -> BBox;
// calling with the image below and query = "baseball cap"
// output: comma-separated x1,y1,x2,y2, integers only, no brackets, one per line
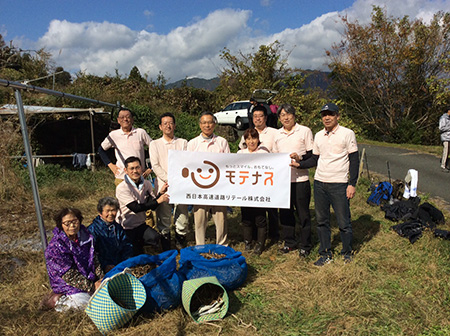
320,103,339,114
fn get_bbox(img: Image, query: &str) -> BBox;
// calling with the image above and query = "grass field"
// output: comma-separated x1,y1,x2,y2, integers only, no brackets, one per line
1,163,450,336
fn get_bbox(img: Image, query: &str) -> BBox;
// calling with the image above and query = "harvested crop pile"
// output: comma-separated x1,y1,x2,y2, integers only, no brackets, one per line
199,252,226,259
189,283,224,317
129,263,157,278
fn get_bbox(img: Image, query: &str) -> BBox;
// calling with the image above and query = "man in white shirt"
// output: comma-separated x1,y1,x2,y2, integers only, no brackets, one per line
273,104,314,258
99,108,152,186
293,103,359,266
150,112,189,250
187,112,230,245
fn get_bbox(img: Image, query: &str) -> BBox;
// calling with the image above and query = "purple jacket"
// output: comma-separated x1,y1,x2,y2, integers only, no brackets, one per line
45,225,97,295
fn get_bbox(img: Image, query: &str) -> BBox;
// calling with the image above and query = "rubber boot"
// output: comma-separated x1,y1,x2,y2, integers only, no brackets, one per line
175,232,187,250
253,227,266,255
161,232,171,251
243,226,253,251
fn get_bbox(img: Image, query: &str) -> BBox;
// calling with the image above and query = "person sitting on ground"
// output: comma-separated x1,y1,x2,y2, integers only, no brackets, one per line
43,208,104,312
88,197,134,273
116,156,170,255
238,128,269,255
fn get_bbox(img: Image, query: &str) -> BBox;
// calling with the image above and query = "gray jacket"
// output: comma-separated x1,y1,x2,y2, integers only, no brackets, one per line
439,113,450,142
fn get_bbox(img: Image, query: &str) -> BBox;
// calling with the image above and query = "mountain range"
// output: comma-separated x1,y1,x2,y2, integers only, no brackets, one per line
166,70,331,92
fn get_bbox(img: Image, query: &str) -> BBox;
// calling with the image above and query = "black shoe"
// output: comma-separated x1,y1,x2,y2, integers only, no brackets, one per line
299,249,310,258
279,245,296,254
253,242,264,255
160,233,171,251
441,167,450,173
343,254,352,264
314,256,333,266
244,240,253,251
175,233,186,250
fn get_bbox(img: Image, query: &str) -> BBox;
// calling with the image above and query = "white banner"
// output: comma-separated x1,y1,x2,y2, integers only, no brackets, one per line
167,150,291,208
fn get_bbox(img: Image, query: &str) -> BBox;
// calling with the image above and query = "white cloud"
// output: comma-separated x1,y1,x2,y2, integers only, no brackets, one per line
243,0,450,71
143,10,153,17
36,1,450,81
38,9,250,81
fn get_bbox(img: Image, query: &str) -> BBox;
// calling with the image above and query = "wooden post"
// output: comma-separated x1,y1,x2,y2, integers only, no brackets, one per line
359,148,365,177
89,108,96,172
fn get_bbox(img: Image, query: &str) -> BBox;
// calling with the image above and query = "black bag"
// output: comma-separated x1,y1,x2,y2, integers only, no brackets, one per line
391,179,404,200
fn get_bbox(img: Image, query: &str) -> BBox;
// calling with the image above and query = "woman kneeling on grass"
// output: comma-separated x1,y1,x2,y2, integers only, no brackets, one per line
42,208,104,311
88,197,134,273
238,128,269,255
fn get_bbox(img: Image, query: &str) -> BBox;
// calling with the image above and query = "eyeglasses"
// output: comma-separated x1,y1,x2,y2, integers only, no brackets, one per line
200,121,215,125
62,219,80,227
162,121,175,126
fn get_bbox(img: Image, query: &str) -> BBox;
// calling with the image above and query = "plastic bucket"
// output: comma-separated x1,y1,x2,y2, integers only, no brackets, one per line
85,272,146,334
182,276,229,323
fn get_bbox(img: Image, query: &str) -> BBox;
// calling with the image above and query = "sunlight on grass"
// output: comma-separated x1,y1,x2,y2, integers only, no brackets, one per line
1,166,450,335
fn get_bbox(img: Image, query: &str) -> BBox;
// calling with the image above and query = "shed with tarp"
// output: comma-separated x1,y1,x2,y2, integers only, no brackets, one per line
1,104,113,170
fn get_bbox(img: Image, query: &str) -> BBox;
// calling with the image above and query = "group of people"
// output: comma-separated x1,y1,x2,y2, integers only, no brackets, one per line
43,101,360,311
239,102,359,265
43,198,132,311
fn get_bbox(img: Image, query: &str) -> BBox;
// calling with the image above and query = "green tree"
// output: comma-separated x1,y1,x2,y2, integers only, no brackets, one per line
217,41,288,103
128,66,144,82
217,41,327,127
54,66,72,87
327,7,450,144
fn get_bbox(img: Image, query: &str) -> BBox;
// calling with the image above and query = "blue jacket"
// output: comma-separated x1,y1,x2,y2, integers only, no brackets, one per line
87,215,134,270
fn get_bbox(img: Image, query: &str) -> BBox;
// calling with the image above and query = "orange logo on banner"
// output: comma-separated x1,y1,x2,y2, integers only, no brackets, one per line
181,160,220,189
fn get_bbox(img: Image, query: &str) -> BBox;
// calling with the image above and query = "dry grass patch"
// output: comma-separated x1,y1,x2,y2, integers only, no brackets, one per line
2,166,450,335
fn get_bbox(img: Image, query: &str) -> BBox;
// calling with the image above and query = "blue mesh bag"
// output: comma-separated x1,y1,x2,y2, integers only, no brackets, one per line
105,249,182,313
178,244,247,290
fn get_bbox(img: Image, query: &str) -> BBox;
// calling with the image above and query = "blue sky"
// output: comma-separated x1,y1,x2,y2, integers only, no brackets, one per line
1,0,449,82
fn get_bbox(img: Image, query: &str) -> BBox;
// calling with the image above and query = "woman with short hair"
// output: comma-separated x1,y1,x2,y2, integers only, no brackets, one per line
238,128,269,255
88,197,134,272
43,208,103,311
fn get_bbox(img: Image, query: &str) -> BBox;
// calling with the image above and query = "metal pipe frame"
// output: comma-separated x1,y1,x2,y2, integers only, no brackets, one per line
1,78,120,253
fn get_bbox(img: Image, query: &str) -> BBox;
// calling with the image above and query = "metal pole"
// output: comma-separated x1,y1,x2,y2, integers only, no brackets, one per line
0,78,119,108
14,89,48,251
89,109,96,172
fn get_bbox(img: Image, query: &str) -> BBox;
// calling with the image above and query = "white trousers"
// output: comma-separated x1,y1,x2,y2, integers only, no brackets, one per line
55,292,91,312
441,141,449,169
155,202,189,236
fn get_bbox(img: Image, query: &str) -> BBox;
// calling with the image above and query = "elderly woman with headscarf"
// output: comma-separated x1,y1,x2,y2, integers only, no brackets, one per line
43,207,104,311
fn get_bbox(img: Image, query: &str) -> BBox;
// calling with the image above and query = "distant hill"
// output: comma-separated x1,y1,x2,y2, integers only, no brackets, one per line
166,71,331,92
302,70,331,92
166,77,220,90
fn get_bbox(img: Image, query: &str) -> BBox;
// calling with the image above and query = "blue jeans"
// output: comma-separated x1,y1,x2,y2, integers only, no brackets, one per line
314,181,352,257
